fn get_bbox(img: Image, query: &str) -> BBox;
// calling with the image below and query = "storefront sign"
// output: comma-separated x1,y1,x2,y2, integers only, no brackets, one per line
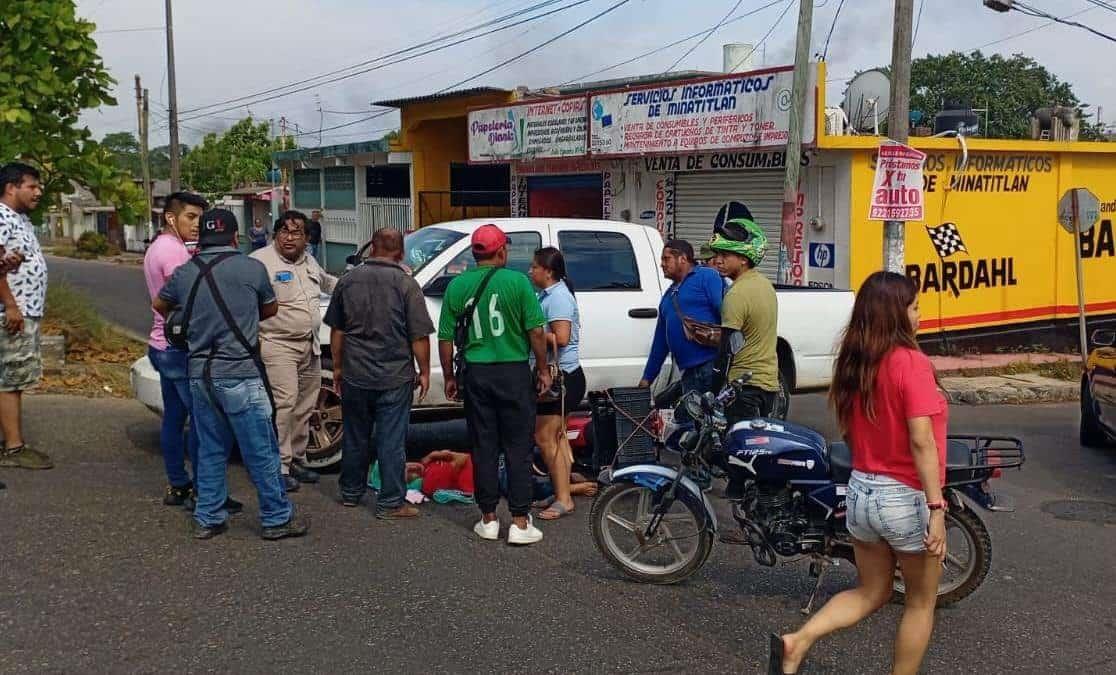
588,65,817,156
655,174,675,236
642,149,809,173
468,97,587,163
602,171,613,220
869,143,926,221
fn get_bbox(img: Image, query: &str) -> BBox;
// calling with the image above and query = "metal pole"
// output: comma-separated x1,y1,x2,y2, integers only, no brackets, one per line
883,0,914,272
142,90,153,235
777,0,814,285
165,0,181,190
1071,190,1089,365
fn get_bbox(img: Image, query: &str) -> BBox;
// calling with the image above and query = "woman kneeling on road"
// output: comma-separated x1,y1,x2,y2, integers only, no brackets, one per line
528,247,587,521
769,271,949,675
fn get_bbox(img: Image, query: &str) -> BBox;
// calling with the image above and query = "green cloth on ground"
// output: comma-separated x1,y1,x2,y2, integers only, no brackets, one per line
368,461,422,491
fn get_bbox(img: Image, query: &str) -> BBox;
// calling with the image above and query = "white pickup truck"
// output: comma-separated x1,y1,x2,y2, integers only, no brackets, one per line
131,218,853,468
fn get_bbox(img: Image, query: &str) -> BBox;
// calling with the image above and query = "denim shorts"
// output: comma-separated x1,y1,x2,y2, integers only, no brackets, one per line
846,470,930,553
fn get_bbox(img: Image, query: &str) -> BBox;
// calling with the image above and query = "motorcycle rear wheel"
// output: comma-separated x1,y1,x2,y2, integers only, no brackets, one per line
892,506,992,607
590,482,714,585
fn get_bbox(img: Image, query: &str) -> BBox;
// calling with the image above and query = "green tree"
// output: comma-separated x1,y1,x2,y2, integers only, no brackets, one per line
102,131,142,177
878,51,1105,140
0,1,145,221
182,118,291,195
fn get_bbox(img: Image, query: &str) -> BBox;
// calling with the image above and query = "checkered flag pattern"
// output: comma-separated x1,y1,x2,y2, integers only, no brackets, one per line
926,222,968,259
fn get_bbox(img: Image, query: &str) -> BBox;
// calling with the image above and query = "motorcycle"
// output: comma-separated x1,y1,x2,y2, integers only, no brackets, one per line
590,376,1025,611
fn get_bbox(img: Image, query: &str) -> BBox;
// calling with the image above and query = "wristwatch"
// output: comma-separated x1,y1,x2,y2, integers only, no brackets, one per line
927,499,948,512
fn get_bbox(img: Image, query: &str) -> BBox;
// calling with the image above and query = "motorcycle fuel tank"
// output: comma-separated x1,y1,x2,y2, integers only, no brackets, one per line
722,418,830,482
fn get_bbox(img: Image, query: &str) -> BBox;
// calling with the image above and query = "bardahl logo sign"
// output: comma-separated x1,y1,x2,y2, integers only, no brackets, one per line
906,222,1019,298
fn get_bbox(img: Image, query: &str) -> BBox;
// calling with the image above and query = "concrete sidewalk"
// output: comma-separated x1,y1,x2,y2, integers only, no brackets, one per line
930,353,1080,405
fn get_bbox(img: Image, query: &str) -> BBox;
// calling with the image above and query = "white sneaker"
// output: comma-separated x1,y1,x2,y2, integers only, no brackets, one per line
474,518,500,541
507,515,543,546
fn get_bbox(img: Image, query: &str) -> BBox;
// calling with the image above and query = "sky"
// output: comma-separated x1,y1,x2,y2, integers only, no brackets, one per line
77,0,1116,149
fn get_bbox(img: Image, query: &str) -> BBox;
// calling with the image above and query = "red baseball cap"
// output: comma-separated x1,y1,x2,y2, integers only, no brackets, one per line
471,224,508,256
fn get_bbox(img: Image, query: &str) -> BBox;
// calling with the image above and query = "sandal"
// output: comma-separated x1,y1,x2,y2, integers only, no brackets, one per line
538,500,573,520
531,495,556,510
768,633,792,675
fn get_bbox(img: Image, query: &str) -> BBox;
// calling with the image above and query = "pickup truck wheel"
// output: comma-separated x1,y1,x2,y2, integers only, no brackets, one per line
303,374,344,471
771,367,791,420
1080,377,1109,448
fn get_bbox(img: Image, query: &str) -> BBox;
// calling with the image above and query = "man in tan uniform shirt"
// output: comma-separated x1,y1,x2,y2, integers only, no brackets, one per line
251,210,337,491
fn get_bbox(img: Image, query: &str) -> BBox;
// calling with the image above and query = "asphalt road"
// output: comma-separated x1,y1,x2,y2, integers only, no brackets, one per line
1,393,1113,673
46,255,151,339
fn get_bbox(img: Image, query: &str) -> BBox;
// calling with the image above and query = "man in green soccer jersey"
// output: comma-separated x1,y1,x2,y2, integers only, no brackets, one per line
438,225,552,546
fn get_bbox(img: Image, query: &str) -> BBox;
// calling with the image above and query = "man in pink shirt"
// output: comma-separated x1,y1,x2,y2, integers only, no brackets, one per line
143,192,215,507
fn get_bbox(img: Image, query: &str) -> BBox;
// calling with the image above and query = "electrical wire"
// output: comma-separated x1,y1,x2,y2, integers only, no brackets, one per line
93,26,164,34
179,0,580,116
1012,1,1116,43
821,0,846,61
973,6,1095,50
1084,0,1116,15
729,0,794,71
912,0,925,49
561,0,785,85
665,0,745,72
279,0,635,139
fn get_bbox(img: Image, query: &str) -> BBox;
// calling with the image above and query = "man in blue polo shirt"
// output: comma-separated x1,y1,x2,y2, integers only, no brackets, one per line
639,239,725,417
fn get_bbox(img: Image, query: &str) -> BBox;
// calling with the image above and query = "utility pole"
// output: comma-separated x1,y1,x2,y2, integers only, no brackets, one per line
883,0,914,272
777,0,814,286
135,75,153,236
164,0,181,190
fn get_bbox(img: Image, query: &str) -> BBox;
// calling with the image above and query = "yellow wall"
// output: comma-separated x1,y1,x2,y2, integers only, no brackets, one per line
391,92,515,228
845,142,1116,334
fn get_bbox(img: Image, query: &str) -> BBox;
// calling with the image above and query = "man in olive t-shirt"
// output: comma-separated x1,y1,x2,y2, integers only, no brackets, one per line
437,224,551,546
708,225,780,421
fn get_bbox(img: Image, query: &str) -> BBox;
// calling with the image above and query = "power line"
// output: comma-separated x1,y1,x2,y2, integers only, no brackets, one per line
665,0,745,72
729,0,794,71
1084,0,1116,15
280,0,635,140
94,25,164,34
437,0,635,93
973,6,1095,50
1012,1,1116,43
561,0,785,85
179,0,581,116
912,0,925,48
821,0,846,60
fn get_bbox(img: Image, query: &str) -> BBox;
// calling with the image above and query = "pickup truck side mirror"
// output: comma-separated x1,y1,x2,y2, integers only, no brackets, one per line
345,254,360,266
1092,329,1116,347
424,275,452,297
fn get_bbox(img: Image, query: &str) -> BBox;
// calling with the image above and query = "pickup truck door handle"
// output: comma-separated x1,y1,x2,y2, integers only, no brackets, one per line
628,308,658,319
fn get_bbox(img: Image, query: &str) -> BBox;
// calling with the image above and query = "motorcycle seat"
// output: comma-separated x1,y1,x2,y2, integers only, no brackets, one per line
827,442,853,484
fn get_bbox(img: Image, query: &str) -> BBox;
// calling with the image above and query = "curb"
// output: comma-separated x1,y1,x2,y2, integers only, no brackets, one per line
941,374,1078,406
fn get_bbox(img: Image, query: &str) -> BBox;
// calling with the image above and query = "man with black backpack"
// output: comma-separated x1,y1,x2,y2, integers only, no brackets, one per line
437,224,551,546
153,208,306,541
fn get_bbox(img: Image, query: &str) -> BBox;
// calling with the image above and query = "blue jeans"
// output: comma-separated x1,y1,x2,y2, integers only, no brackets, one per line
676,358,717,426
148,346,198,488
339,381,412,511
189,377,293,528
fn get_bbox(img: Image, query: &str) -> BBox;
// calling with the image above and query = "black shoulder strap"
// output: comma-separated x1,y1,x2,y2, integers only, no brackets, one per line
460,266,500,337
181,253,230,330
197,253,278,429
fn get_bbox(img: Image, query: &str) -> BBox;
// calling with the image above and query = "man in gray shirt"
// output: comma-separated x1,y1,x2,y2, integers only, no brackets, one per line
324,228,433,517
154,208,307,541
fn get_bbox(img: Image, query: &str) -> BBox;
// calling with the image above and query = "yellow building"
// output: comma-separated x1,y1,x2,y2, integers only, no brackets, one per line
375,87,516,229
383,65,1115,346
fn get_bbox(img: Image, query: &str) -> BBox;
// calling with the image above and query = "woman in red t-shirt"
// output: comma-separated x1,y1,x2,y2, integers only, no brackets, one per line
770,271,948,675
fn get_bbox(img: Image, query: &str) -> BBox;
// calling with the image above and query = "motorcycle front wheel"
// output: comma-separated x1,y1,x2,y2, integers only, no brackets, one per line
892,506,992,607
590,482,714,585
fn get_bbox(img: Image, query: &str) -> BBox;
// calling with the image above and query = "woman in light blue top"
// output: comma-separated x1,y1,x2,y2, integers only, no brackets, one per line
528,247,588,520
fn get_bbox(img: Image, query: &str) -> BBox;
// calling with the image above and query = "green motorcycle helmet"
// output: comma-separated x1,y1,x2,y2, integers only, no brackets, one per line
709,218,767,267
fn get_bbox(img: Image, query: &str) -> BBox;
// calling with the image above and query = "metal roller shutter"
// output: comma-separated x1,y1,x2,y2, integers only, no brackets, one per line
674,170,784,280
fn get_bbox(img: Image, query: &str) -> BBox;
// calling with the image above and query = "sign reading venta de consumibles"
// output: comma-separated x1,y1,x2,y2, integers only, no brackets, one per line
468,97,587,162
588,65,817,156
869,142,926,221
